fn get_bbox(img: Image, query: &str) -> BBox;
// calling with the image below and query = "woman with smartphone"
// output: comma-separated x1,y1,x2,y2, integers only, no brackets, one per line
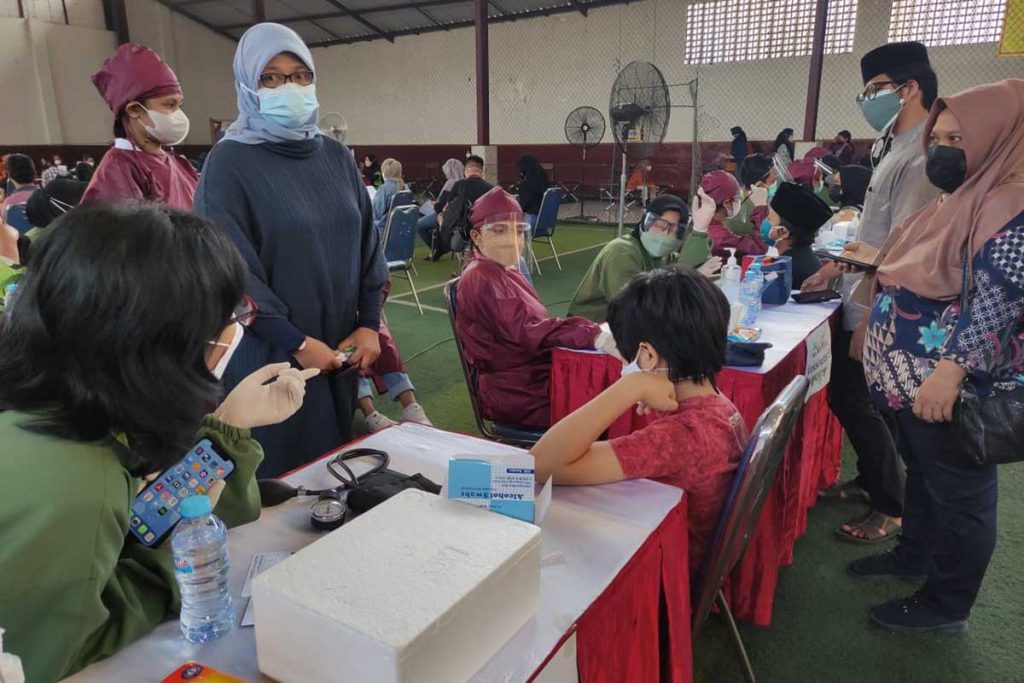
0,203,317,682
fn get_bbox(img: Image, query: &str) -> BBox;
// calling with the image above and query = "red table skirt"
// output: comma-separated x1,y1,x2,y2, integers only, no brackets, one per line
575,496,692,683
550,342,843,626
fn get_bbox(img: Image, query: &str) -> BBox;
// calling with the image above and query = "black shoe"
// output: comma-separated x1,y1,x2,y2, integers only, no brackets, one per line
847,549,927,582
870,594,968,634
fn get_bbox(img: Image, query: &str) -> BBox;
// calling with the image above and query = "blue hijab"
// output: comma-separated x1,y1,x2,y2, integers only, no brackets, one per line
222,23,322,145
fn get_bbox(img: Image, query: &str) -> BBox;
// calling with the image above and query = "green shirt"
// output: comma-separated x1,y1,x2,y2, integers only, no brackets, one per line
568,232,712,322
0,413,263,682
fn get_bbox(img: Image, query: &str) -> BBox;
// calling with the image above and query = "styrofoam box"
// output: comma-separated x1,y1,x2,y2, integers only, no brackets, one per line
252,489,542,683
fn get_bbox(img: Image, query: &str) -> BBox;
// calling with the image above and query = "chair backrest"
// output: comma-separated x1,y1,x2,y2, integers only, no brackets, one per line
390,189,415,212
531,187,562,238
382,205,419,263
444,278,491,436
690,375,810,633
4,203,32,234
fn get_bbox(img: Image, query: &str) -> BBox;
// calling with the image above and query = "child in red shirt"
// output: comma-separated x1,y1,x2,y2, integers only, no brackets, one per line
532,267,746,575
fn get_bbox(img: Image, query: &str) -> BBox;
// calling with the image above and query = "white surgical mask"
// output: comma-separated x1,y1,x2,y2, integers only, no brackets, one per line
144,108,190,146
209,322,244,380
620,348,668,378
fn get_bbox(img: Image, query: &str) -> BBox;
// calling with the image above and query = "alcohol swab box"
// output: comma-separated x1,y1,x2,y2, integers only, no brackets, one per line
445,453,552,524
252,489,542,683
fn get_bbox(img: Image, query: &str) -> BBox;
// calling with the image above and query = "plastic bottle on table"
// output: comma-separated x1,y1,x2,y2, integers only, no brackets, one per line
718,247,741,303
739,263,764,328
172,494,234,643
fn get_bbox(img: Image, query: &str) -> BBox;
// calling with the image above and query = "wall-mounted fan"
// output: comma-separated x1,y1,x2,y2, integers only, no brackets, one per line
609,61,670,233
320,112,348,144
564,106,606,221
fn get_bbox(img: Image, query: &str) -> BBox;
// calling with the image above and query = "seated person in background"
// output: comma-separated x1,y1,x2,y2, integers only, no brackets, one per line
456,187,609,429
417,157,464,247
715,153,737,175
766,182,833,288
0,221,18,265
533,267,747,576
702,170,767,259
829,129,856,165
75,161,95,183
830,164,872,222
569,194,717,323
726,153,775,237
0,203,317,682
516,154,550,228
1,154,38,232
435,154,494,254
371,158,407,233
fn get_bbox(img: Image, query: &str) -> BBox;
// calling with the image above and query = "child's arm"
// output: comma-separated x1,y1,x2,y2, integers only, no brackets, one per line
532,372,678,485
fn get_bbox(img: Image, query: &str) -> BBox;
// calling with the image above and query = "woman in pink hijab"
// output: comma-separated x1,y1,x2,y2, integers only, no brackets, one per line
852,79,1024,635
82,44,197,210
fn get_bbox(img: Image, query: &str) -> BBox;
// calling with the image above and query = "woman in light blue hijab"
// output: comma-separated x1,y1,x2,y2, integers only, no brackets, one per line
194,22,388,476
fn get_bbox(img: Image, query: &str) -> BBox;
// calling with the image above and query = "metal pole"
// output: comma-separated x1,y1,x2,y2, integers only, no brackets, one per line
252,0,266,22
474,0,490,145
802,0,829,142
617,151,627,236
102,0,130,45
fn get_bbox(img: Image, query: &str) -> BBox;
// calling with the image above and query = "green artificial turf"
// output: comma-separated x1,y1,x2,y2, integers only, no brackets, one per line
366,221,1024,683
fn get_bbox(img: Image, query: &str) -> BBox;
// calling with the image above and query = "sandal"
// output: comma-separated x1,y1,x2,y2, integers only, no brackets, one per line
836,511,901,544
819,479,871,504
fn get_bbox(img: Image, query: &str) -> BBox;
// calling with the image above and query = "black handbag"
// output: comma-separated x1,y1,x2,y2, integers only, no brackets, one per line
949,253,1024,466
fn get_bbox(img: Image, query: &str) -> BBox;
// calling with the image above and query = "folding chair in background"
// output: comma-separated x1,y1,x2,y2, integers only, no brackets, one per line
382,205,423,314
528,187,563,275
690,375,811,683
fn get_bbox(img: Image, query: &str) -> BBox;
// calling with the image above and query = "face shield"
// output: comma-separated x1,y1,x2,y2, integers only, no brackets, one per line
474,212,527,268
639,211,689,259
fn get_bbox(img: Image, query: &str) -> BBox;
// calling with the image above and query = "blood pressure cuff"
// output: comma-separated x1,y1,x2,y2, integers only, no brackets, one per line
345,469,442,516
726,342,773,367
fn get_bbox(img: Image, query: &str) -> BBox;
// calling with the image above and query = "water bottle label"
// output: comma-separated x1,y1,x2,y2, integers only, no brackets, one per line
174,558,195,574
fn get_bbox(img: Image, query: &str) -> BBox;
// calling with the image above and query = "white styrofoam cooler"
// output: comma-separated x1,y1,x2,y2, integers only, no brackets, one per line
252,489,542,683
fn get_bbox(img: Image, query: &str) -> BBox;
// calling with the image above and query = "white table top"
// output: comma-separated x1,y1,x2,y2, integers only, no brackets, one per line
65,424,682,683
563,298,839,376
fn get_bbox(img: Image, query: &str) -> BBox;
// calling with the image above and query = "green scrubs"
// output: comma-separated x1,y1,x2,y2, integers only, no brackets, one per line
568,231,712,322
0,414,263,682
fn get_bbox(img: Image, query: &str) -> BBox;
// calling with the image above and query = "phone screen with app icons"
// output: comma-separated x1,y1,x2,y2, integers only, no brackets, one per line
129,439,235,547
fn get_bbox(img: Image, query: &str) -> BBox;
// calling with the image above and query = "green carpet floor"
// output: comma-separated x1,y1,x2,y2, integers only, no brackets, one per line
367,222,1024,683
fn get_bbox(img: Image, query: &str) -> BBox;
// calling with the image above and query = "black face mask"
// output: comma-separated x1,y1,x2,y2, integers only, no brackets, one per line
926,145,967,194
829,185,844,204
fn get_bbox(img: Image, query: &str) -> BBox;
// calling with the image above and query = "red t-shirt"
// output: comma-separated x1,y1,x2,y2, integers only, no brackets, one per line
610,393,747,576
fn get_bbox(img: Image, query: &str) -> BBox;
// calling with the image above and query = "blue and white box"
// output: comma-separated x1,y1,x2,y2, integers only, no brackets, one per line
445,454,552,524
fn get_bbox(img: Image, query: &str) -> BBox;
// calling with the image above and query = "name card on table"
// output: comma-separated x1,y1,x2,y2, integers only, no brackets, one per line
805,322,832,401
445,454,552,525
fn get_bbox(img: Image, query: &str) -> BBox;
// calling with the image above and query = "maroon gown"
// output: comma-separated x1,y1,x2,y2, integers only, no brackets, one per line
81,144,198,211
456,254,600,428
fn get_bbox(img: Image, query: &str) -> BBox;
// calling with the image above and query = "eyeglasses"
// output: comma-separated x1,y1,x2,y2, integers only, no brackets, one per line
647,217,680,233
856,81,903,103
258,70,315,88
229,295,258,327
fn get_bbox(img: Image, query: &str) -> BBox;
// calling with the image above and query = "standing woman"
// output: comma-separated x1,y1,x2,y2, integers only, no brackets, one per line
854,79,1024,633
195,23,387,476
83,44,196,209
773,128,796,164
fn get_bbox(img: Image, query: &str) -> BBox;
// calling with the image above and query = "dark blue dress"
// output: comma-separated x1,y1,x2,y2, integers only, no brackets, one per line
195,135,387,476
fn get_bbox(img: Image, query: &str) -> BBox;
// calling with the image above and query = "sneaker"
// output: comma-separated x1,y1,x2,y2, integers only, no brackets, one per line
402,402,433,427
847,549,927,583
365,411,398,433
870,594,968,634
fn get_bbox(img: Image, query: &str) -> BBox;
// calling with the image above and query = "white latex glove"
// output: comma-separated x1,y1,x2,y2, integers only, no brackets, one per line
691,187,716,234
698,255,723,277
750,184,769,207
213,363,320,429
0,628,25,683
594,326,623,360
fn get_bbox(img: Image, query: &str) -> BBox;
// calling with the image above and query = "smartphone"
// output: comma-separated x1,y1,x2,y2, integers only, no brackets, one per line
129,439,235,547
792,289,842,304
814,249,880,270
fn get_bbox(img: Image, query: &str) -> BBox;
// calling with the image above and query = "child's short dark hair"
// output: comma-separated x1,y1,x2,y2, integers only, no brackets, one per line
608,266,729,385
466,154,485,169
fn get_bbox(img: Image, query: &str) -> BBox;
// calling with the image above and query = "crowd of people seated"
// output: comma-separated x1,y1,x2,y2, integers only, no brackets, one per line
1,20,1022,681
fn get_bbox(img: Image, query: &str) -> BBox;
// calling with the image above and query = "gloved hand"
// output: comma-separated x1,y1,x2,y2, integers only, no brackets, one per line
594,326,623,360
698,255,723,277
750,184,769,207
691,187,716,234
213,363,320,430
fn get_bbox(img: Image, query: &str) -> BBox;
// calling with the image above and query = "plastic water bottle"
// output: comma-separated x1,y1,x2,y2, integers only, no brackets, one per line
739,264,764,328
718,247,741,304
172,495,234,643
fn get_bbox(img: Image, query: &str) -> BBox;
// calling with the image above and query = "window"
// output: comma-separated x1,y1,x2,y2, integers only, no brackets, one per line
888,0,1007,46
684,0,858,65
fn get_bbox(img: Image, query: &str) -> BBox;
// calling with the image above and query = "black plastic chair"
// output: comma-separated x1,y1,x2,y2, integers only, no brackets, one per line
690,375,810,683
443,278,547,447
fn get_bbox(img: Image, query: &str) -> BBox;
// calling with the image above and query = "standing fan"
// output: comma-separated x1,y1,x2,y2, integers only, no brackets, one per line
609,61,670,234
564,106,606,221
320,112,348,144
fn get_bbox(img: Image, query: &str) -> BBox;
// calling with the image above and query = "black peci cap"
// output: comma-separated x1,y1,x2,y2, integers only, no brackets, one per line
770,182,833,233
861,41,930,84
